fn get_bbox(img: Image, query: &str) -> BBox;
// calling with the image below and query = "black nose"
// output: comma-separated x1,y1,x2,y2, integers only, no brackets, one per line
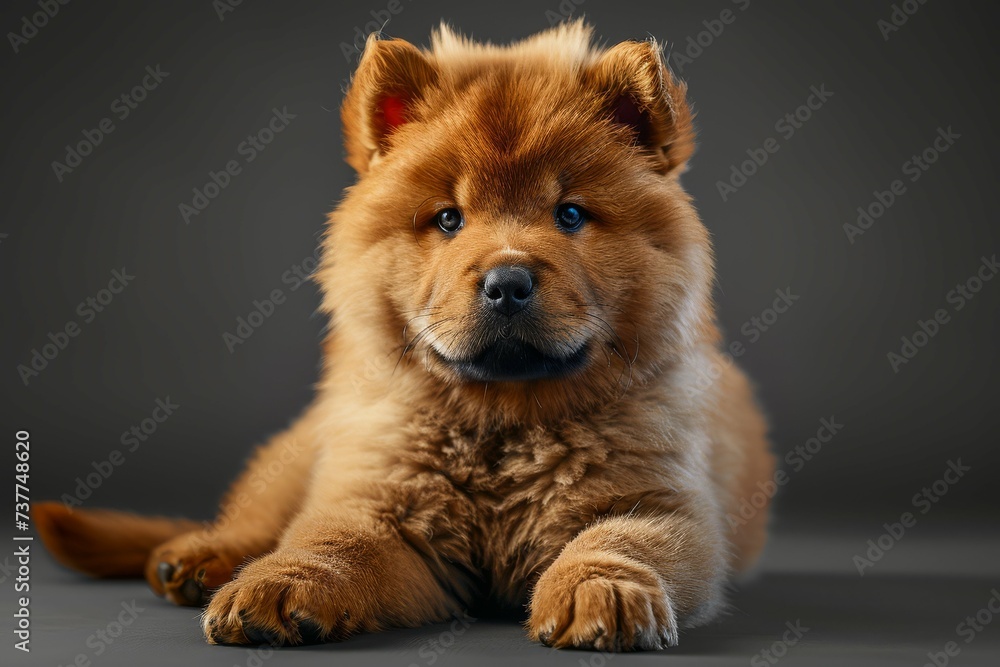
482,265,535,316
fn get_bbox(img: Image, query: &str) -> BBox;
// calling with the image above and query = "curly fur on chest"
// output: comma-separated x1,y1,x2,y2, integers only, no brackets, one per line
375,411,692,604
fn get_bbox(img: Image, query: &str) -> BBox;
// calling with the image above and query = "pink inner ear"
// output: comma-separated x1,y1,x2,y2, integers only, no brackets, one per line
611,95,651,145
381,95,408,132
613,95,642,128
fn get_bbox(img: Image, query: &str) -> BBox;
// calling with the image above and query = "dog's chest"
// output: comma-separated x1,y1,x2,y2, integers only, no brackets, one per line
393,417,627,600
402,419,613,505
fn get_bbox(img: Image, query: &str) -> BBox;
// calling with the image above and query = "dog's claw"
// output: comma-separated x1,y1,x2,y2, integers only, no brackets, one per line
157,562,175,585
297,618,325,644
242,624,281,646
177,578,205,605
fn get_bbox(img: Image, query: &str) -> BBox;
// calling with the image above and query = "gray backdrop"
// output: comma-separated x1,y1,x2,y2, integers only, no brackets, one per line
3,0,998,526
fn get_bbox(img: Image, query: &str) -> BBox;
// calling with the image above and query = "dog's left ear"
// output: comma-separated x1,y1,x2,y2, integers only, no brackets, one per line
587,39,695,175
342,34,438,174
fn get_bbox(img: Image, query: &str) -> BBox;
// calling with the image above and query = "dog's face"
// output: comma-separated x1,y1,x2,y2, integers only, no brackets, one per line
321,23,714,423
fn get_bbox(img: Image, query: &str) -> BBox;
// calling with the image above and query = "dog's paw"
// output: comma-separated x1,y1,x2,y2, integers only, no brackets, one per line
201,550,357,646
147,532,238,606
527,552,677,651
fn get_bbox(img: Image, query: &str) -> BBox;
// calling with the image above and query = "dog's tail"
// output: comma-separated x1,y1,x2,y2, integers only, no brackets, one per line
32,502,201,578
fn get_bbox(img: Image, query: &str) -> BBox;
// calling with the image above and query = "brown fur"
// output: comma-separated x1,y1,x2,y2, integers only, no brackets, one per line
33,21,774,651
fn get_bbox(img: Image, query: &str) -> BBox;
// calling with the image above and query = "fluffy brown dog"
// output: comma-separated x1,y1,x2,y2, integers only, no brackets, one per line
34,21,774,651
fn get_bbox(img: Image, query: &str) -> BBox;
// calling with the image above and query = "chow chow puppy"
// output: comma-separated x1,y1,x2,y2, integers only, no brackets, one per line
34,21,774,651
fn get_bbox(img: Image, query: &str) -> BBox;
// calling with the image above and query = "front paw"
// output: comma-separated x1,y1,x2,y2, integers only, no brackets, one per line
527,552,678,651
202,550,358,646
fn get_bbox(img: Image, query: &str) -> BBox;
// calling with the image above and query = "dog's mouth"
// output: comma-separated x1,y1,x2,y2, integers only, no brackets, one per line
436,339,589,382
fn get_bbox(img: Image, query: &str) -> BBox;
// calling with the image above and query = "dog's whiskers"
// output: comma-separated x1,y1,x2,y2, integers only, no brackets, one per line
570,310,637,396
392,317,454,378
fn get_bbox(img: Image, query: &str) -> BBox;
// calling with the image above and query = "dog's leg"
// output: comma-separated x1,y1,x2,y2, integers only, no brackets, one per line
526,508,727,651
203,526,462,645
148,417,318,606
200,450,468,646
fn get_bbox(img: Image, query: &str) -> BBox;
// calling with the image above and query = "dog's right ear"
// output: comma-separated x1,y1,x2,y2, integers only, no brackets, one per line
341,34,438,174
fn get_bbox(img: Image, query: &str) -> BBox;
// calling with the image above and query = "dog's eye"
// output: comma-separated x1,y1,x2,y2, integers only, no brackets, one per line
554,203,588,232
435,208,464,234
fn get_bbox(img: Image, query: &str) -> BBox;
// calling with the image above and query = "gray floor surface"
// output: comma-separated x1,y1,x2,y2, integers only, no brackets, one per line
4,522,999,666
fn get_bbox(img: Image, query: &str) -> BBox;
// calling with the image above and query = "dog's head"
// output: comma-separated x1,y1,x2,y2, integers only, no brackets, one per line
321,22,715,424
